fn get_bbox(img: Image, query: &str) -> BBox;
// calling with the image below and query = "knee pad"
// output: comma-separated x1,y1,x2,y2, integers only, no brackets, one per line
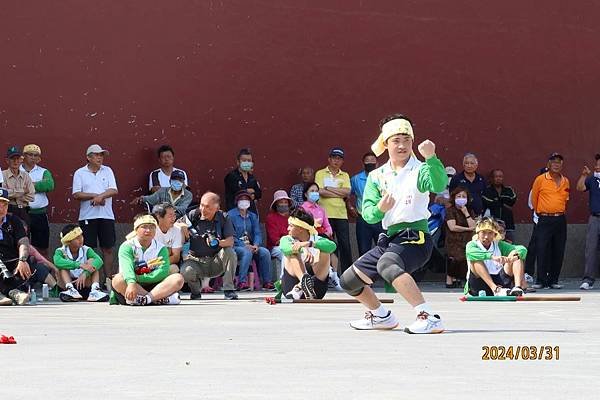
376,252,406,283
339,267,367,296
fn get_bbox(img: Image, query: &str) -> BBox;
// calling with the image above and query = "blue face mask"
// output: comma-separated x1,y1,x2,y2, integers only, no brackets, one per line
308,192,320,203
170,180,184,191
240,161,253,172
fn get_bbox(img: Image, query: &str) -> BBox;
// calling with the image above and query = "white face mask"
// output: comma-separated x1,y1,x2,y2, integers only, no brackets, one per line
594,172,600,179
237,200,251,210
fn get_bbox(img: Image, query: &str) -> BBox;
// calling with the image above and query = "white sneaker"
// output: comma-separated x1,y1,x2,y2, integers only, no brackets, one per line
126,295,148,306
328,268,343,292
156,292,181,305
508,286,524,296
580,282,593,290
59,286,83,302
494,287,510,296
404,311,444,334
550,283,563,289
350,311,399,330
524,273,534,284
285,284,304,300
87,289,109,302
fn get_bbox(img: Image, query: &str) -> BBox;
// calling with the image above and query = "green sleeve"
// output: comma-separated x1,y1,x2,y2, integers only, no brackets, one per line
118,243,137,284
137,246,170,284
313,237,337,254
498,241,528,259
361,174,385,224
279,236,295,256
85,248,104,271
34,170,55,193
465,240,493,261
53,248,82,270
417,156,448,194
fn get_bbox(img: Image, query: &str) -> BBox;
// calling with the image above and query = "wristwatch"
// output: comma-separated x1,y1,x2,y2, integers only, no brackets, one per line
18,256,28,262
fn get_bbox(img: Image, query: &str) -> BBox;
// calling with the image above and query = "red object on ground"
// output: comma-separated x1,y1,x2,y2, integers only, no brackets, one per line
0,335,17,344
265,297,276,305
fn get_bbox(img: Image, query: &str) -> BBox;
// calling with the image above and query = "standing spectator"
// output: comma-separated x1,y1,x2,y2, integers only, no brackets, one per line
152,203,184,273
266,190,293,278
524,167,548,286
72,144,118,280
20,144,54,257
181,192,238,300
0,188,32,306
224,148,262,213
290,166,314,207
449,153,486,215
148,145,188,193
228,191,273,291
577,154,600,290
132,170,192,218
2,146,35,224
482,169,517,241
444,187,476,288
350,152,384,256
315,147,352,275
531,153,570,289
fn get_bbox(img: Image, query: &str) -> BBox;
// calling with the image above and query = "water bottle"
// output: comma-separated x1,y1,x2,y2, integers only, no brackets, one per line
42,284,49,301
478,290,487,297
29,288,37,305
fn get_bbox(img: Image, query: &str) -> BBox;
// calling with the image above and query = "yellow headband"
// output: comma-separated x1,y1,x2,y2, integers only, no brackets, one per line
475,219,502,241
23,144,41,155
371,119,414,157
60,227,83,245
288,217,318,236
126,215,158,240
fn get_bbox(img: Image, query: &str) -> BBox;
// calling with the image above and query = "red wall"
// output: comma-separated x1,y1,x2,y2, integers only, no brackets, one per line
2,1,599,223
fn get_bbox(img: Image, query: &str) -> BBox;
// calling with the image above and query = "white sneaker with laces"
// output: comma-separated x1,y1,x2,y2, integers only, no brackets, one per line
60,286,83,302
580,282,593,290
157,292,181,305
494,287,510,296
126,295,148,306
285,285,304,300
328,268,343,292
508,286,524,296
350,311,399,330
87,289,109,302
404,311,444,334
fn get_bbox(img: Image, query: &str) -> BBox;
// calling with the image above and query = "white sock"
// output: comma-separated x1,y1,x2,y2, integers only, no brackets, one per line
414,302,434,315
91,282,100,291
144,294,153,305
370,304,389,318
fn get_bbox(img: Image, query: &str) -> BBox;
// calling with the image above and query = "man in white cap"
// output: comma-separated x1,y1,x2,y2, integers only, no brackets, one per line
339,114,448,334
72,144,118,281
21,144,55,256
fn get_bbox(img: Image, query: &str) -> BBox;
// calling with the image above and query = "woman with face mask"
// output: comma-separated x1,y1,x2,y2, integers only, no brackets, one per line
266,190,294,278
444,186,476,288
300,182,333,238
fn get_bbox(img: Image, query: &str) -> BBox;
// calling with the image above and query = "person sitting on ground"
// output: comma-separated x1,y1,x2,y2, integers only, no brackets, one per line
148,145,189,193
266,190,293,277
53,224,108,302
181,192,238,300
290,166,314,206
444,186,476,288
281,208,337,299
132,170,192,219
152,203,184,273
111,214,184,305
465,217,527,296
228,190,274,291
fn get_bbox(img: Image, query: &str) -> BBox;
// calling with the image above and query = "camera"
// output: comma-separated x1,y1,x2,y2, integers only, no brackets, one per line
0,259,14,280
189,227,201,239
201,232,220,249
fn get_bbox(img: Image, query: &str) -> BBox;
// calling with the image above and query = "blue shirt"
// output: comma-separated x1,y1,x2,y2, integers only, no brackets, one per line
227,208,263,247
449,171,487,215
350,171,368,212
585,176,600,214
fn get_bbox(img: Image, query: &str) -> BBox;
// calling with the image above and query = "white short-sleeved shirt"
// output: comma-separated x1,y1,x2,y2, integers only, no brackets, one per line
72,164,118,221
148,168,188,191
154,225,183,249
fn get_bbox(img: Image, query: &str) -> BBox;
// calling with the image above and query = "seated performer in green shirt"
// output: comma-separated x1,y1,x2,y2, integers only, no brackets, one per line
111,214,184,305
280,208,337,299
465,217,528,296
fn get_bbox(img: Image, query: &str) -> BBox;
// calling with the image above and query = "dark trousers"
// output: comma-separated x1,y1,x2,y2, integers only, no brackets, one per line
329,218,352,275
535,215,567,286
525,223,537,276
355,214,384,256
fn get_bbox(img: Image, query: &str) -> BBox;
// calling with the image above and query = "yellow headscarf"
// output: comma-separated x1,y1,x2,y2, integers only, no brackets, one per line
126,214,158,240
288,217,318,236
371,118,414,157
60,226,83,245
474,218,502,241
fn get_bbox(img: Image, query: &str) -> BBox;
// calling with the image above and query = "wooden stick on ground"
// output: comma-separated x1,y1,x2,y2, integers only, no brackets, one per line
266,298,394,304
459,295,581,302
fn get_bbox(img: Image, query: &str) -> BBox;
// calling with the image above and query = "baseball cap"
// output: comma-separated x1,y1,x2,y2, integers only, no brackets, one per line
170,170,185,181
6,146,22,158
548,152,564,161
0,188,9,203
23,144,41,155
329,147,345,158
86,144,109,156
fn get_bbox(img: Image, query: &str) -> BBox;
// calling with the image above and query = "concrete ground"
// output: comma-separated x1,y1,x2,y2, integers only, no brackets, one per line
1,280,599,400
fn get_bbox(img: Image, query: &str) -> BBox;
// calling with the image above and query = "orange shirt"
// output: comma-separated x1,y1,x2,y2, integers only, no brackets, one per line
531,173,570,214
